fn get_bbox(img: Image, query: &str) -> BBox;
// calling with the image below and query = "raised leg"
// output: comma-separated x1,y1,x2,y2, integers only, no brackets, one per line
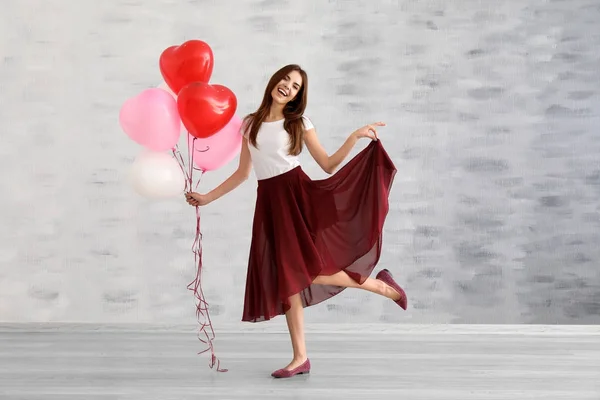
312,270,402,301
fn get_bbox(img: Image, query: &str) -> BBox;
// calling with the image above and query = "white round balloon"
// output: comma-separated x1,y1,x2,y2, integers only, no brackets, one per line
129,150,185,198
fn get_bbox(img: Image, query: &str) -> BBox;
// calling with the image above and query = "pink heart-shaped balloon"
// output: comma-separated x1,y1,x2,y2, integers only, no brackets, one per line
188,115,243,172
119,88,182,151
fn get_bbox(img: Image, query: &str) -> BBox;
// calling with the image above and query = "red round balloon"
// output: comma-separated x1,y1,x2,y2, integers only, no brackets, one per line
177,82,238,139
159,40,214,94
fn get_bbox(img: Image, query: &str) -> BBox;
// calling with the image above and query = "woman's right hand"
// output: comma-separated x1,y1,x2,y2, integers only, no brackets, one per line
185,192,212,207
183,138,252,208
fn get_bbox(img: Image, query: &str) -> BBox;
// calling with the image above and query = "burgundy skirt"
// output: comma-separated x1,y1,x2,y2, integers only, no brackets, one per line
242,139,397,322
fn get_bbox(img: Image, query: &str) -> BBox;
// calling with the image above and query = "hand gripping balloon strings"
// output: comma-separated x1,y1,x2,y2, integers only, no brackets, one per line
172,140,228,373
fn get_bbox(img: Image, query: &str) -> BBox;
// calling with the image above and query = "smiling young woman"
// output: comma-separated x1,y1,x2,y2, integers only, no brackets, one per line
185,64,407,379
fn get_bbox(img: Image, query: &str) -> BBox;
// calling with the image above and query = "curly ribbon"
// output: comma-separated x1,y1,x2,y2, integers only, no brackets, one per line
172,140,227,373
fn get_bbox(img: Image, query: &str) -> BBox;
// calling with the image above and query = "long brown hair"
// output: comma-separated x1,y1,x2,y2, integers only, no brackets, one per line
243,64,308,156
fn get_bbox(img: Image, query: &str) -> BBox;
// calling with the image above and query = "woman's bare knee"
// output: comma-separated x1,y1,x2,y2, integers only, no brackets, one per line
312,275,330,285
288,293,302,307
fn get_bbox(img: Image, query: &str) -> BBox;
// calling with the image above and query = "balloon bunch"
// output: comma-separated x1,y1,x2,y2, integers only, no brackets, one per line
119,40,237,372
120,40,242,197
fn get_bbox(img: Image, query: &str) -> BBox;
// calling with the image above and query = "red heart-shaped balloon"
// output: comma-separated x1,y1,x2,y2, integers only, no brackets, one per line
177,83,238,139
159,40,214,94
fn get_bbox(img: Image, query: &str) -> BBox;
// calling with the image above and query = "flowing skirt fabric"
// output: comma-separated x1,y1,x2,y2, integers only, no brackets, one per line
242,140,397,322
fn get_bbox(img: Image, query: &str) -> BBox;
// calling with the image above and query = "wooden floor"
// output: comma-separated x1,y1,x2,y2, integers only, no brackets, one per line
1,324,599,399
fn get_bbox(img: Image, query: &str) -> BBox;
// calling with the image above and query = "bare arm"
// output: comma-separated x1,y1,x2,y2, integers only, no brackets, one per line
304,122,384,174
185,137,252,206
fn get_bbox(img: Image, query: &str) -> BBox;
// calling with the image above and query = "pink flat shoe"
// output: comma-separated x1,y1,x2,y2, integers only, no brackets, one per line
271,359,311,378
376,269,408,310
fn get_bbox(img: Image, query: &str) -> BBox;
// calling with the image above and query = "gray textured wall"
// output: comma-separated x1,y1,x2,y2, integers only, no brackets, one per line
1,0,599,325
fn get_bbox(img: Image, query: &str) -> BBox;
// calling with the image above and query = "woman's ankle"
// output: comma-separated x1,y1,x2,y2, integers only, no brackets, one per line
292,354,308,362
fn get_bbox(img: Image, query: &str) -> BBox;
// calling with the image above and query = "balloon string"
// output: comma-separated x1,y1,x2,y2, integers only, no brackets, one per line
188,138,195,189
172,141,227,373
172,146,190,191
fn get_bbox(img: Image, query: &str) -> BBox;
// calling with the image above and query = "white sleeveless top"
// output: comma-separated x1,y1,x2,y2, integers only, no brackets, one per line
245,116,314,180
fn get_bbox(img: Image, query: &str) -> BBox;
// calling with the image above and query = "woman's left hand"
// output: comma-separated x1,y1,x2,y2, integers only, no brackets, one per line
352,122,385,141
